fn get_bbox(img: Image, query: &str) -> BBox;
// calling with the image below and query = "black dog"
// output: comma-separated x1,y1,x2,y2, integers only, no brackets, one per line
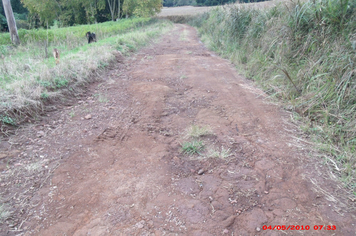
86,32,97,44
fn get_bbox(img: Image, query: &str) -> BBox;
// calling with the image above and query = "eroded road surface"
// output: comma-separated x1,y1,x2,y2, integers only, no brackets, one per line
4,25,356,235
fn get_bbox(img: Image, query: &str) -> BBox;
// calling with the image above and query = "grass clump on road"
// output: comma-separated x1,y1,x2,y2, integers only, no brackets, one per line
181,125,210,156
181,125,233,159
184,125,212,139
189,0,356,192
182,140,205,156
207,146,232,159
181,125,212,156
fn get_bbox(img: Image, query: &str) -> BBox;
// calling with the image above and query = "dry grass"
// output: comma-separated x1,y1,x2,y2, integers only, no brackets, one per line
158,6,212,17
0,44,114,128
158,0,292,18
184,125,213,139
207,146,232,159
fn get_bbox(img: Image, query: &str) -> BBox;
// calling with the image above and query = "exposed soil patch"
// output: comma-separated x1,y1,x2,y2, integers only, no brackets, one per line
1,25,355,235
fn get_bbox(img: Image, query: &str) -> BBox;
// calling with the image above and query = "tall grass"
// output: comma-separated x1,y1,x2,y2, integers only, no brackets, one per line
189,0,356,193
0,19,172,130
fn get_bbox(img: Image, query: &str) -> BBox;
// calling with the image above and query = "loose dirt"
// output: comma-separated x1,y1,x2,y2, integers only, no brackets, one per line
1,24,355,236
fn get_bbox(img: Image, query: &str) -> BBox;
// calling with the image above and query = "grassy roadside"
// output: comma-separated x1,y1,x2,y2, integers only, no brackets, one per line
188,0,356,194
0,18,151,45
0,19,172,131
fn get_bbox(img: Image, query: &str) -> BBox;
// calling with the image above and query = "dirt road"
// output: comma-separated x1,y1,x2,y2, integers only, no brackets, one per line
2,24,356,235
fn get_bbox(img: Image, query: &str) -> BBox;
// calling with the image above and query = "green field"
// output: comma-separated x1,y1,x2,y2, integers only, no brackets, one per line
0,18,151,45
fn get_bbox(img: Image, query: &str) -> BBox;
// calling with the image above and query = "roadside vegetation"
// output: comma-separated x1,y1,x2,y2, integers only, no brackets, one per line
188,0,356,193
0,18,150,45
162,0,268,7
0,18,172,131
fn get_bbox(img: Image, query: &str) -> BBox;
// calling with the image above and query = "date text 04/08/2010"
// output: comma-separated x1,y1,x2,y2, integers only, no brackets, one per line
263,225,336,231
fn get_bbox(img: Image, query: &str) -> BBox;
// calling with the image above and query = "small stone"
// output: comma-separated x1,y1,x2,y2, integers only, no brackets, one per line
84,114,92,120
37,131,45,137
136,220,145,229
197,169,205,175
223,229,229,234
256,227,261,232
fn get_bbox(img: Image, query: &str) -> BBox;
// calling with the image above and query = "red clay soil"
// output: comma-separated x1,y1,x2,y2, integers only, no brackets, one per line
1,24,355,236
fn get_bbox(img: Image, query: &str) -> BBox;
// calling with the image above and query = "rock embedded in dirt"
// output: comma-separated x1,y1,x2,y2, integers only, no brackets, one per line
197,169,205,175
84,114,92,120
135,220,145,229
0,153,7,159
37,131,45,137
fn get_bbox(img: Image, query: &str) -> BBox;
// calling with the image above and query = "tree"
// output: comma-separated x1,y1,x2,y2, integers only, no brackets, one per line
62,0,106,23
106,0,125,21
21,0,108,26
21,0,60,25
163,0,174,7
2,0,20,45
123,0,161,17
118,0,122,19
11,0,27,14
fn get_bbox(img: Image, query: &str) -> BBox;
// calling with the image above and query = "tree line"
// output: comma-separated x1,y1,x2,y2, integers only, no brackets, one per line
1,0,162,31
163,0,269,7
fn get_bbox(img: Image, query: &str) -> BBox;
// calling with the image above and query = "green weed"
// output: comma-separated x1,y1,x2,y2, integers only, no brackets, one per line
181,140,204,156
54,78,68,88
69,110,75,118
94,93,109,103
0,116,16,126
180,75,187,79
40,93,49,99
